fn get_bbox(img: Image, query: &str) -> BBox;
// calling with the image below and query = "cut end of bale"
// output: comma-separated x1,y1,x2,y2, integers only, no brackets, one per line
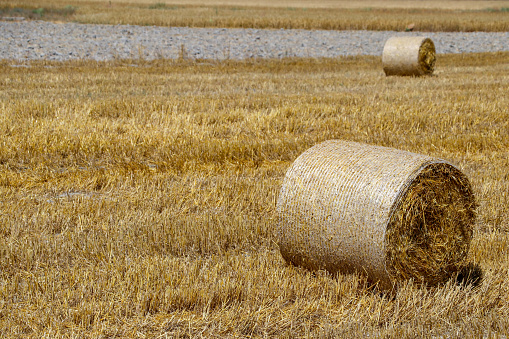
385,163,476,286
418,38,436,75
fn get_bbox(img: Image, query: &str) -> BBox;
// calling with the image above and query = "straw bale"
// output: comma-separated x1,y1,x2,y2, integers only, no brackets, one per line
382,36,436,76
277,140,475,290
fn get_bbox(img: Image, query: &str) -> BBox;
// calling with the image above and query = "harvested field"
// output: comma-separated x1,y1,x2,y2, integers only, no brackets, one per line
1,51,509,337
1,1,509,336
1,0,509,31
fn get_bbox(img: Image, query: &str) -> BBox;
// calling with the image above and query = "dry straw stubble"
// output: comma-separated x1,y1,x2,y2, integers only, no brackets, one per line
2,53,509,337
382,36,436,76
277,140,476,290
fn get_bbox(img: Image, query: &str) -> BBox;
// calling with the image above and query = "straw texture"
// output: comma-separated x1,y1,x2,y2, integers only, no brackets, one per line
277,140,475,290
382,36,436,76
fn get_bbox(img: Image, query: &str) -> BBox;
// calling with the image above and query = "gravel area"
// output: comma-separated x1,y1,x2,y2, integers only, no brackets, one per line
1,20,509,61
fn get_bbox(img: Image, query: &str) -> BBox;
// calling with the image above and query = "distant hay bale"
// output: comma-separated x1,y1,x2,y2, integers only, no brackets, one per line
276,140,476,290
382,37,436,76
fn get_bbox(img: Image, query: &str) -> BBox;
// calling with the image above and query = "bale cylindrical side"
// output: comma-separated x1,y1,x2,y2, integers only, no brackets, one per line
382,36,436,76
277,140,475,290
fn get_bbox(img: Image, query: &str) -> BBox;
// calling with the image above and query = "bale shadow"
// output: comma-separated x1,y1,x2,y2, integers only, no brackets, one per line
456,263,483,288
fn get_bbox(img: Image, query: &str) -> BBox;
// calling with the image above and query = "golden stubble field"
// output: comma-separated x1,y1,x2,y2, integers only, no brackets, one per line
1,51,508,337
1,0,509,31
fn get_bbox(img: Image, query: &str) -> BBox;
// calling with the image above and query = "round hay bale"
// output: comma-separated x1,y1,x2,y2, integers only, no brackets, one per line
277,140,476,290
382,36,436,76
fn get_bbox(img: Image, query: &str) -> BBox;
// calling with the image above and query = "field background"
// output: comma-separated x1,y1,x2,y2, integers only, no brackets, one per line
1,0,509,31
1,0,509,338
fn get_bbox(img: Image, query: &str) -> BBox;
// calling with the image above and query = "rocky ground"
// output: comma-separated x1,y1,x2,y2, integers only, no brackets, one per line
1,20,509,61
